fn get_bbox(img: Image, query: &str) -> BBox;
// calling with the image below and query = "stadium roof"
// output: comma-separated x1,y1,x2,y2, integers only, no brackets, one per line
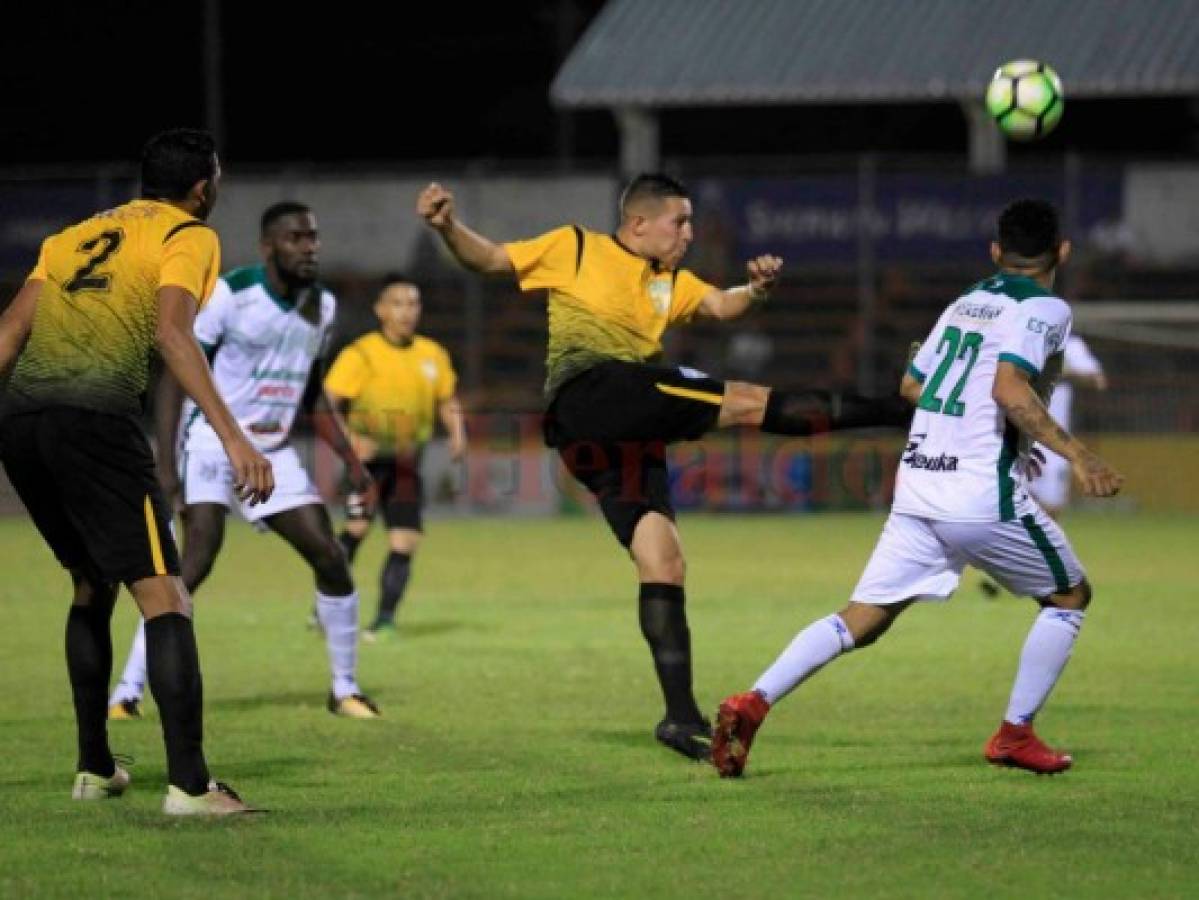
552,0,1199,107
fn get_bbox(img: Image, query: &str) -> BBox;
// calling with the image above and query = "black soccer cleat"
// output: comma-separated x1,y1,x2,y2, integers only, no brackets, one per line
654,717,713,762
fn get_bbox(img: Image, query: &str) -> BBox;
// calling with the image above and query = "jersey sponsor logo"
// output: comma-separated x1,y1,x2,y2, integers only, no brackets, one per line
421,360,438,381
248,421,283,435
677,366,711,380
952,300,1003,321
251,366,309,382
255,384,298,399
648,279,672,316
901,434,960,472
1026,317,1067,351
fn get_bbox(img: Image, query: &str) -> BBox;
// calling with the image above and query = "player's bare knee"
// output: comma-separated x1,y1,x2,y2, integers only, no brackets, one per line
850,622,889,648
345,518,371,540
841,600,905,647
387,530,421,555
634,548,685,585
638,557,685,585
1048,579,1092,611
312,540,354,594
718,381,769,428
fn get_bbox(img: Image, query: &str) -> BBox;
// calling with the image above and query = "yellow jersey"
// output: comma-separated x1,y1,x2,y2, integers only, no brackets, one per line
9,199,220,416
323,332,456,454
503,226,713,397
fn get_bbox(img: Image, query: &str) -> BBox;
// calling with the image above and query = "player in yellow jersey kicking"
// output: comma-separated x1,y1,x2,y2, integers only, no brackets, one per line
0,129,270,815
323,274,466,641
417,173,912,761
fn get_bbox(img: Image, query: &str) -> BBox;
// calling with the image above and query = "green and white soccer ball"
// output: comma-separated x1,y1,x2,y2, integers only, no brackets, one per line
985,60,1064,141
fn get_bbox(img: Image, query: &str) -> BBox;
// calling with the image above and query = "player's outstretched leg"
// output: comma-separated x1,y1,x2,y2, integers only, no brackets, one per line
718,382,913,435
267,505,381,718
984,581,1090,775
713,603,900,777
711,690,770,778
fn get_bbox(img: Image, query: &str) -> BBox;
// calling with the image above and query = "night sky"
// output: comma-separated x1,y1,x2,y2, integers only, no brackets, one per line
3,1,1196,170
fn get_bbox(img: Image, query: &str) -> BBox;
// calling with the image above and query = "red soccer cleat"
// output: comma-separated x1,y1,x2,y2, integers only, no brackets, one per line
984,721,1073,775
711,691,771,778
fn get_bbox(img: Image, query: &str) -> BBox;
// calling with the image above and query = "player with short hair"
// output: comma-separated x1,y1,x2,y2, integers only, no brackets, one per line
324,273,465,641
108,201,382,720
712,198,1124,778
0,128,271,815
417,173,912,761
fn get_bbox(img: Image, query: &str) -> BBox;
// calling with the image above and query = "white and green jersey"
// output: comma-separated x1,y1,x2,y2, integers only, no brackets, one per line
894,273,1071,523
181,265,336,452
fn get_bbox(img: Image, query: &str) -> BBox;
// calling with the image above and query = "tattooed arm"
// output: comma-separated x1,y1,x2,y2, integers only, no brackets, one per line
992,361,1123,498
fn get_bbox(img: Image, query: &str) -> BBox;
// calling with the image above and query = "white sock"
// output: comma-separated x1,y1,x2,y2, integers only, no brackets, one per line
1004,608,1084,725
109,618,148,705
316,590,362,700
752,614,855,705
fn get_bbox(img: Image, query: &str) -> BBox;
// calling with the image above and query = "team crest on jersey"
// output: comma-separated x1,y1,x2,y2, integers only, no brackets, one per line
421,360,438,381
648,279,672,316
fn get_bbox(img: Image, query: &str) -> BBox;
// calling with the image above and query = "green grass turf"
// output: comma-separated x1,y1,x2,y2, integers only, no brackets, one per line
0,512,1196,898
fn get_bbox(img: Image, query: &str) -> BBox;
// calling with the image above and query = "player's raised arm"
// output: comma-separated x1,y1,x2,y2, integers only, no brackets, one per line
416,182,515,277
695,255,782,321
992,360,1122,498
155,285,274,504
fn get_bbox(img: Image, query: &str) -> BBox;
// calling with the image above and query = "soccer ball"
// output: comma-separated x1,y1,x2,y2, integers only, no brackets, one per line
985,60,1064,141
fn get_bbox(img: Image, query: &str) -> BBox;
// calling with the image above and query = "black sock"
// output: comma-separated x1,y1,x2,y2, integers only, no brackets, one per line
762,390,913,436
375,551,411,626
145,613,210,795
338,530,363,564
65,605,115,776
638,583,704,724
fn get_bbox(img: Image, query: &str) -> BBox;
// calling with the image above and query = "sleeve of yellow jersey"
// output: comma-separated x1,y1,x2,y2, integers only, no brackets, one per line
502,226,578,293
667,269,716,325
161,225,221,308
323,344,368,400
27,239,50,282
435,345,458,401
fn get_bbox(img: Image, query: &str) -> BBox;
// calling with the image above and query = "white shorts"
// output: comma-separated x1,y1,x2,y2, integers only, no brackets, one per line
1029,452,1071,510
851,509,1085,604
180,444,322,523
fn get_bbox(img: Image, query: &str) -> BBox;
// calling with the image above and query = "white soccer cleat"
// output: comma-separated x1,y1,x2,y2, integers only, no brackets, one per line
162,780,262,816
71,765,131,801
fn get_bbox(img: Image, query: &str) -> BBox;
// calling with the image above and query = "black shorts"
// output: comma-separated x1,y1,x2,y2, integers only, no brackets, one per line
349,455,424,531
1,408,180,584
544,361,725,547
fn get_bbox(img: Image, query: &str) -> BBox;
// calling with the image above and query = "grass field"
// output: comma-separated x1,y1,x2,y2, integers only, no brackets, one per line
0,511,1196,898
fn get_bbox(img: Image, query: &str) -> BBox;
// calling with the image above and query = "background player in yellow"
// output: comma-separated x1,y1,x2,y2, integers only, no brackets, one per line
0,128,272,815
324,273,466,641
417,173,912,761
